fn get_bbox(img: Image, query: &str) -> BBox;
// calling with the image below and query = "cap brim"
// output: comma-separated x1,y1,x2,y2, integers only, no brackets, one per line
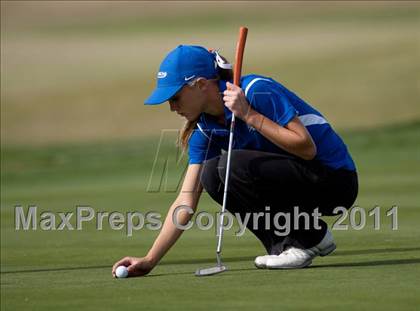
144,84,184,105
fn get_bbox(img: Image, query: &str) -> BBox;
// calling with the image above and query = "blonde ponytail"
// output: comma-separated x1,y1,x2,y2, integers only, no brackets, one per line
178,119,199,152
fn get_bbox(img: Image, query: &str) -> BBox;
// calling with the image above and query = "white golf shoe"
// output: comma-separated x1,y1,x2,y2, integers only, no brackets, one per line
255,230,336,269
254,255,278,268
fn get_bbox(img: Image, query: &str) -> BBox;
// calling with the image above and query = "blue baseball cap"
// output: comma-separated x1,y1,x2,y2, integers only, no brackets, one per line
144,45,217,105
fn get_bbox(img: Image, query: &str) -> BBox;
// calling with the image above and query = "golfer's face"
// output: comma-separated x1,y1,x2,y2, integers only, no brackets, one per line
168,85,203,121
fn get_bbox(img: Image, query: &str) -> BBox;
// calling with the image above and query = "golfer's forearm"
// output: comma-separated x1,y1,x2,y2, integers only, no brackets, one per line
245,109,316,160
145,201,196,265
145,164,203,266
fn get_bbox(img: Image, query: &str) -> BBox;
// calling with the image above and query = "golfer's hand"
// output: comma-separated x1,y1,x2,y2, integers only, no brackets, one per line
223,82,252,121
112,256,154,278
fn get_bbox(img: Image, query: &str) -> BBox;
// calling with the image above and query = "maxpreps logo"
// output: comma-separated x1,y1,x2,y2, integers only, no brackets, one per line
157,71,167,78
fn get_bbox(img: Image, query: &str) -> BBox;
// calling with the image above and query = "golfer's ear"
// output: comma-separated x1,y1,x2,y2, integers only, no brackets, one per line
195,78,208,91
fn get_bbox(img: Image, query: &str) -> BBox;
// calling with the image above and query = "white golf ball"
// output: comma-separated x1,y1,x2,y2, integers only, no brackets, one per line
115,266,128,278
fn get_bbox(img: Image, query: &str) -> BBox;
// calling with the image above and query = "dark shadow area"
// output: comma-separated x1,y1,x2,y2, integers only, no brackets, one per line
0,256,254,274
2,247,419,275
146,267,258,278
160,255,255,266
311,258,420,269
332,247,420,257
1,265,110,274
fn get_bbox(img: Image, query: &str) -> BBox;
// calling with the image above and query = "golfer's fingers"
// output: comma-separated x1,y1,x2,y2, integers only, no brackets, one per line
224,88,242,97
112,257,132,276
126,264,138,277
226,81,241,91
226,81,235,90
127,263,146,277
223,96,232,103
223,89,235,96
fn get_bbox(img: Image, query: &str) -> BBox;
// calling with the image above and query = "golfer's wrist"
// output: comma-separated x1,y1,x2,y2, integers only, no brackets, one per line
244,109,265,131
145,253,159,267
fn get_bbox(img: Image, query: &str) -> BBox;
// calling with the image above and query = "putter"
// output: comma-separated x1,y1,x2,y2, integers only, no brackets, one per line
195,26,248,277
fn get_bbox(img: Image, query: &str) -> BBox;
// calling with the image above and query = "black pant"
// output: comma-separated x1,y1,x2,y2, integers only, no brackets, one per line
200,149,358,255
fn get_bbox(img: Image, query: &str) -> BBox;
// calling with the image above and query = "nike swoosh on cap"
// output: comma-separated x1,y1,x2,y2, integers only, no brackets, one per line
184,75,196,81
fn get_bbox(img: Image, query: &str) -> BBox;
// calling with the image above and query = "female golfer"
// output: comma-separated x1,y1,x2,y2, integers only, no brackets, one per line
112,45,358,277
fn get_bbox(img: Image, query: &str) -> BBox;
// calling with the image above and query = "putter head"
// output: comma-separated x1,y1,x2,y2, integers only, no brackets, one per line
195,265,227,277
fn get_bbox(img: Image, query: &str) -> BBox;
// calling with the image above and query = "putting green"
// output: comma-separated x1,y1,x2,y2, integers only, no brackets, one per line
1,121,419,310
2,2,419,310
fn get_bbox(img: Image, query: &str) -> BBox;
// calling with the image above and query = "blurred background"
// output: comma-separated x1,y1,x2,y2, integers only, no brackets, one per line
2,1,419,145
1,2,419,310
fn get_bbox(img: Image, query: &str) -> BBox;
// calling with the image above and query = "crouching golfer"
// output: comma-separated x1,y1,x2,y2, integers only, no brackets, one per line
112,45,358,277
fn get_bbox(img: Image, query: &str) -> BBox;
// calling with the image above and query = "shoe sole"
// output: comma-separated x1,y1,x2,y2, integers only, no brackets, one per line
319,243,336,257
267,259,313,269
255,243,336,269
255,256,274,269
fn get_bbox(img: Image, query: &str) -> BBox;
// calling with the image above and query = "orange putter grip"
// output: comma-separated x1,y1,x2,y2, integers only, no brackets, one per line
233,27,248,86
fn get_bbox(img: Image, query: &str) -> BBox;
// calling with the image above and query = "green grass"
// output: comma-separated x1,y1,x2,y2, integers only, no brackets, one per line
1,2,419,310
1,121,420,310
